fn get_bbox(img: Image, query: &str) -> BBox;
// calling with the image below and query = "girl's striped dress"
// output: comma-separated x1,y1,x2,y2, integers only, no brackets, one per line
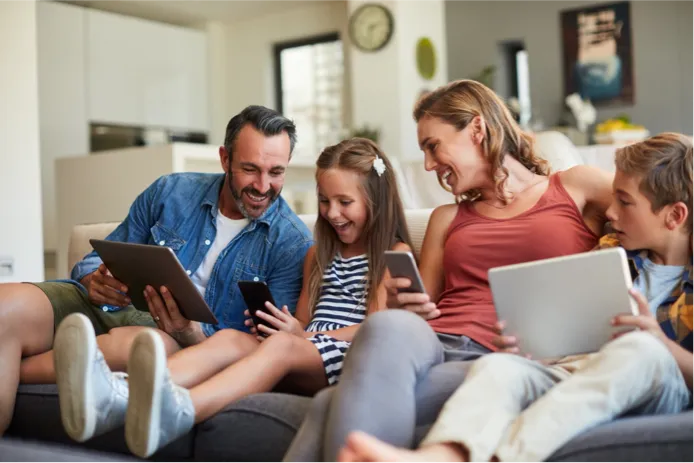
306,252,369,385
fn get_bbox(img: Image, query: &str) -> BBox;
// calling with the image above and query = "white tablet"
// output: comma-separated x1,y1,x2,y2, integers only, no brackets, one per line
488,248,637,359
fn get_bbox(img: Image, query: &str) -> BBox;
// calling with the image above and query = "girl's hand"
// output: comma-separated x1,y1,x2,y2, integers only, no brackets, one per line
612,289,666,342
384,278,440,320
254,302,305,337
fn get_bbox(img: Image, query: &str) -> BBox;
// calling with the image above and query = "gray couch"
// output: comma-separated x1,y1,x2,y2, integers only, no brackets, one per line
5,213,693,461
7,384,693,461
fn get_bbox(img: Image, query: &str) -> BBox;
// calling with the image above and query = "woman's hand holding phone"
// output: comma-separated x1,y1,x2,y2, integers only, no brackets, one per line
384,278,440,320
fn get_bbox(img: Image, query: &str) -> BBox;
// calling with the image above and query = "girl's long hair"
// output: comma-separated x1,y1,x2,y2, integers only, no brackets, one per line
307,138,414,314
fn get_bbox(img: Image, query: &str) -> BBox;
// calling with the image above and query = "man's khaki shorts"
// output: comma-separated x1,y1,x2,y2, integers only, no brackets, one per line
31,282,156,335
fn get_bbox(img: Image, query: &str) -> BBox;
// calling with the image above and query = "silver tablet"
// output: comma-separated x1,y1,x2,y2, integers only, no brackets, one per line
488,247,637,359
89,239,218,325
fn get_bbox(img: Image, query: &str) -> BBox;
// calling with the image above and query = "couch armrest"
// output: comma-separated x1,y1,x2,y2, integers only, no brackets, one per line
68,223,120,275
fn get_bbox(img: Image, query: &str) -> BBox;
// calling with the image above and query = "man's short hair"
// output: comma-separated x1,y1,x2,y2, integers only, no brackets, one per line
615,132,693,232
224,105,297,159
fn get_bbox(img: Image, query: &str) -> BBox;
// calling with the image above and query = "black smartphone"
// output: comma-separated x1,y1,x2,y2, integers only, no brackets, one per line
384,251,426,293
238,280,277,333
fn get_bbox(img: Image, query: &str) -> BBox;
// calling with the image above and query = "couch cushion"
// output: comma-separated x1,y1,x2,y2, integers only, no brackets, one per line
194,393,311,461
69,223,119,272
0,439,138,463
9,384,311,462
548,411,693,462
413,410,693,462
8,384,193,460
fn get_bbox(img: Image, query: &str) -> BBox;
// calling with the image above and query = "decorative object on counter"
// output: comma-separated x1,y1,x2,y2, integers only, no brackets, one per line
594,114,649,145
350,125,381,143
561,1,634,106
416,37,436,80
349,3,394,52
565,93,597,133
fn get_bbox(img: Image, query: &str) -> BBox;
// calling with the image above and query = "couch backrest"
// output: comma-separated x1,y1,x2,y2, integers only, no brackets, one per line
67,208,436,274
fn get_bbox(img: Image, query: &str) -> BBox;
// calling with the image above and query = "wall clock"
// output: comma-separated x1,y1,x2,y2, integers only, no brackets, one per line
349,3,394,52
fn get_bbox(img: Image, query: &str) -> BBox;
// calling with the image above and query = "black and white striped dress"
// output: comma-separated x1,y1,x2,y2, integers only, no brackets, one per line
306,252,369,385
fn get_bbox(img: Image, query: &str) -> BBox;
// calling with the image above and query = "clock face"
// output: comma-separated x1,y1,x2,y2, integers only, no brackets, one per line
349,3,394,52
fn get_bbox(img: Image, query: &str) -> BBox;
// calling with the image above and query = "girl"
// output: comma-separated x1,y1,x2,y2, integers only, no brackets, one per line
53,138,413,458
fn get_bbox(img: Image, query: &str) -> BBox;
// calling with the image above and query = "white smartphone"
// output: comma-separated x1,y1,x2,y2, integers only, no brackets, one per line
384,251,426,293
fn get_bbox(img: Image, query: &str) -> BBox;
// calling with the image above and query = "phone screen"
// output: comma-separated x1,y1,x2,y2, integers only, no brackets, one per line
238,281,277,333
384,251,426,293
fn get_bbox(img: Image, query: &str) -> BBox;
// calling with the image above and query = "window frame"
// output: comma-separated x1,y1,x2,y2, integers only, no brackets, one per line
273,32,341,115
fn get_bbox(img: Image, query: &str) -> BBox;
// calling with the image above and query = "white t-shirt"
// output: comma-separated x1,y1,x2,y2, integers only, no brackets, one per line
191,211,249,297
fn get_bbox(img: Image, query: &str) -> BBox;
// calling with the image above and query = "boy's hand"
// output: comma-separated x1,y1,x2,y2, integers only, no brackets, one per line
612,288,666,343
491,320,531,358
254,302,305,337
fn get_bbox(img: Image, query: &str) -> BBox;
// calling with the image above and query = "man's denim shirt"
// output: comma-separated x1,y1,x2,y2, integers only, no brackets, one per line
71,173,313,337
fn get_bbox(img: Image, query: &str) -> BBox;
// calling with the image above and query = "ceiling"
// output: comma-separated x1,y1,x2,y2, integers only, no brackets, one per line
64,0,318,27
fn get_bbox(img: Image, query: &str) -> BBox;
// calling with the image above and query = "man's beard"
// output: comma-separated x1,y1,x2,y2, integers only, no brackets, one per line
228,176,280,219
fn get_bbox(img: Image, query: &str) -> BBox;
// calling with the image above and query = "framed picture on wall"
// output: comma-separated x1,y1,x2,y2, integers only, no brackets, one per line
561,1,634,106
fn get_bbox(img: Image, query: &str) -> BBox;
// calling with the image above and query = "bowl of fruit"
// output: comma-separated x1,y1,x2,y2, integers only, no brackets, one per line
594,115,649,145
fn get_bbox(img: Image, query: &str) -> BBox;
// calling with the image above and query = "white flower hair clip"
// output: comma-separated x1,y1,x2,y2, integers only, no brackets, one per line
373,156,386,177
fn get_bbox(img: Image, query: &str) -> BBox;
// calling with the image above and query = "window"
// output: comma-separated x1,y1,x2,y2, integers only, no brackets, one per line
274,33,344,160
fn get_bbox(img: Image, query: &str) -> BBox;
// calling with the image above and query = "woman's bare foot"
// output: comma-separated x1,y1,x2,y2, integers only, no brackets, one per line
337,431,468,462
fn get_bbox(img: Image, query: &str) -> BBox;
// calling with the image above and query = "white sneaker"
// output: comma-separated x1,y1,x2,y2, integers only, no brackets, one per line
125,329,195,458
54,313,129,442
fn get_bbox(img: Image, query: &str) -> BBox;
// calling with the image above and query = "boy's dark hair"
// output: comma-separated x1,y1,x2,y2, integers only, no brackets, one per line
615,132,693,232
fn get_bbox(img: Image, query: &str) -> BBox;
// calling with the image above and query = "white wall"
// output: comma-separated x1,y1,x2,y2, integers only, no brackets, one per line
223,1,350,118
206,21,230,146
348,0,401,159
395,0,448,159
348,0,448,162
445,0,693,135
37,1,89,253
0,0,44,282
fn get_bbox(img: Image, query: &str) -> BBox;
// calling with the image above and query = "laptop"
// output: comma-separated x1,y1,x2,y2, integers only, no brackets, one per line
488,248,637,359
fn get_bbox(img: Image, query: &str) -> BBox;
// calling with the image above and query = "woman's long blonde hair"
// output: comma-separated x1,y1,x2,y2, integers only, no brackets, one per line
307,138,414,315
414,79,550,203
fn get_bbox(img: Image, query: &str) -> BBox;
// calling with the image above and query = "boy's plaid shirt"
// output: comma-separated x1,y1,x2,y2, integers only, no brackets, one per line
597,234,693,352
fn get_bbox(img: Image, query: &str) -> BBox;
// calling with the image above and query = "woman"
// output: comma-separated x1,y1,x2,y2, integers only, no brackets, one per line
283,79,614,461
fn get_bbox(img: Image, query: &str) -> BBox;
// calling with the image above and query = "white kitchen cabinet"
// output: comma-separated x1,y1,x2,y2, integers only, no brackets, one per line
87,9,208,132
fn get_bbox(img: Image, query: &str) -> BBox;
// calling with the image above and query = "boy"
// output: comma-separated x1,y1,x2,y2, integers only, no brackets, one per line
338,132,693,462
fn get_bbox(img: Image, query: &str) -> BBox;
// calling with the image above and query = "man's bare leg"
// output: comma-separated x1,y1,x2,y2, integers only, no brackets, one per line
19,326,181,384
0,284,55,435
